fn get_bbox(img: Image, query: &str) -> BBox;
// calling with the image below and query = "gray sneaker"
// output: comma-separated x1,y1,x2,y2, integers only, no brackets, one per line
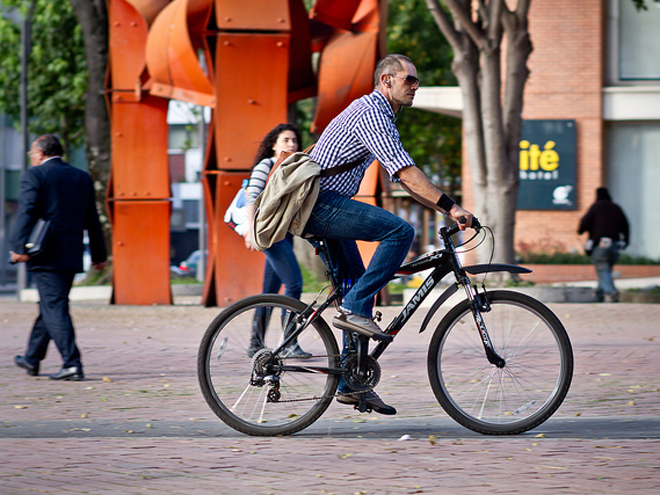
336,390,397,415
333,309,392,342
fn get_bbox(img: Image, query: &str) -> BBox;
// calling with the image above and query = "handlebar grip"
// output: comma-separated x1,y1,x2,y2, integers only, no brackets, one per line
442,217,481,238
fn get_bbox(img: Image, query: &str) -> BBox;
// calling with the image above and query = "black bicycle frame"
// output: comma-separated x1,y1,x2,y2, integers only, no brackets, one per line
273,227,530,373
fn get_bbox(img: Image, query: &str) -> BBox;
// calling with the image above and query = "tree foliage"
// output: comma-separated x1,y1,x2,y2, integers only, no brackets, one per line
0,1,86,151
387,0,463,198
632,0,660,10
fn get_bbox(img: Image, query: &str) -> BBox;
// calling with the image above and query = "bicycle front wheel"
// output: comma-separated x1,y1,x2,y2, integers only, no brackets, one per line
198,295,340,436
427,290,573,435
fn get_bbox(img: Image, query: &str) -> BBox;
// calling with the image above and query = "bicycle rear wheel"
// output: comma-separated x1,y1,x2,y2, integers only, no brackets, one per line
198,295,340,436
427,290,573,435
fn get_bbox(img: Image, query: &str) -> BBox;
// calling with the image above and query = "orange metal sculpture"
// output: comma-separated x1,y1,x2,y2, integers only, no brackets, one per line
106,0,387,306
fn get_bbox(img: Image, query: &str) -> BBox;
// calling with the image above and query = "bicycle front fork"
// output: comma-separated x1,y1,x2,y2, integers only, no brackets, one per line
464,282,506,369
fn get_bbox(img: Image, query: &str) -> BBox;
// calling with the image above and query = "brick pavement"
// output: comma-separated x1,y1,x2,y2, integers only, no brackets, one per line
1,298,659,494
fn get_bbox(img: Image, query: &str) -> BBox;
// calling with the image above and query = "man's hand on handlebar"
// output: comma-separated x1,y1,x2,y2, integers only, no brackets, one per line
447,205,474,231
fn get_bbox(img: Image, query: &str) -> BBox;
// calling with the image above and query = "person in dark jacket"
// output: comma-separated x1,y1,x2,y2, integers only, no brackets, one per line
10,134,107,380
578,187,630,302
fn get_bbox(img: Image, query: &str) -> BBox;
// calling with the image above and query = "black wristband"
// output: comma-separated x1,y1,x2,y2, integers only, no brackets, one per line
436,193,455,213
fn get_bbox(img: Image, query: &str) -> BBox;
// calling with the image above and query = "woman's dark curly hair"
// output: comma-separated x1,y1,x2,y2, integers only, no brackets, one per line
252,123,302,167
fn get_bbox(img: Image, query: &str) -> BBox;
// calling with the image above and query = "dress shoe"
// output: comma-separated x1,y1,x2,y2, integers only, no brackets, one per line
49,366,84,381
336,389,397,415
14,355,39,376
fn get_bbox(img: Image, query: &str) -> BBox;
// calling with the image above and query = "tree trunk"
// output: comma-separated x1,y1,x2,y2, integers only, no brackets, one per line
69,0,112,255
425,0,533,267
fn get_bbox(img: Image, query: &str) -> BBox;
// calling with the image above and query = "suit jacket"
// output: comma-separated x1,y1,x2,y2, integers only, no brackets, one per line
10,157,107,272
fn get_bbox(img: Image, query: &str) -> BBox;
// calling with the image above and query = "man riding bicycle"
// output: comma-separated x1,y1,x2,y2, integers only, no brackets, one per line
303,54,474,415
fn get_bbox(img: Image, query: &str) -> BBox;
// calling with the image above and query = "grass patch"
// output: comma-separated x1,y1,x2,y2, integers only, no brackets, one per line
301,263,330,293
517,252,660,265
171,276,202,285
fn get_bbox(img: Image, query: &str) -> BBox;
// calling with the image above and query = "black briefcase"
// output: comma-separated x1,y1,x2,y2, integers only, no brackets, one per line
25,219,51,256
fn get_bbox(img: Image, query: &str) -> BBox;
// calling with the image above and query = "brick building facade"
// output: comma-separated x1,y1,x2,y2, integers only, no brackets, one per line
417,0,660,260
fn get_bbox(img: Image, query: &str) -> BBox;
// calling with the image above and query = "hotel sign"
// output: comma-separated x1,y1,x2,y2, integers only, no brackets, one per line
517,119,576,210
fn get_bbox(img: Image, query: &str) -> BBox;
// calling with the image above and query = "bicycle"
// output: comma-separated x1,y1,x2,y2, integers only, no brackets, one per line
197,220,574,436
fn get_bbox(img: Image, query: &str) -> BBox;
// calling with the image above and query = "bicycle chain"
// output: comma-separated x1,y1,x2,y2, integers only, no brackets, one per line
256,352,377,403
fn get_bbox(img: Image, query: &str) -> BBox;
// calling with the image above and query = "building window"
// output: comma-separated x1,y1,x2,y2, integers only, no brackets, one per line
615,0,660,81
606,123,660,259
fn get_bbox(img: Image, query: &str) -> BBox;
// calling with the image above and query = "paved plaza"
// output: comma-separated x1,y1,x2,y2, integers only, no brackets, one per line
1,295,659,494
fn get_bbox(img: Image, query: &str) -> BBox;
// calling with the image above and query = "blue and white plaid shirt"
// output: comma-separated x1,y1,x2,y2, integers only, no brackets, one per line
310,91,415,197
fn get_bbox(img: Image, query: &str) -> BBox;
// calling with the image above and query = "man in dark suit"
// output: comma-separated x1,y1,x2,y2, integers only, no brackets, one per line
10,134,107,381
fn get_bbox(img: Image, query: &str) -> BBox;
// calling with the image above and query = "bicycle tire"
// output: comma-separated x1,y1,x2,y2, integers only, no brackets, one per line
198,295,340,436
427,290,573,435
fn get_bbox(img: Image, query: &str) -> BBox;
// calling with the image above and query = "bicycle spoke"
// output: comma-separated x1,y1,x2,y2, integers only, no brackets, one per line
428,291,573,435
198,295,339,436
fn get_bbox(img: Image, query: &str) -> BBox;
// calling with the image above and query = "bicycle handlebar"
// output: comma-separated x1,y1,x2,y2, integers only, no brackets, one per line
442,216,481,238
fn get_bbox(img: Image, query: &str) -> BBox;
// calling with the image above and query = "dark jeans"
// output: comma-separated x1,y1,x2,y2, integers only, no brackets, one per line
24,270,82,371
262,233,302,299
252,234,303,346
303,190,414,317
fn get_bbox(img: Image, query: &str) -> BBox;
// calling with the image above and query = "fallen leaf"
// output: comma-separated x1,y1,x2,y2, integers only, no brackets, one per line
535,433,546,438
102,377,112,383
626,400,636,406
81,413,88,418
14,405,27,409
338,453,353,459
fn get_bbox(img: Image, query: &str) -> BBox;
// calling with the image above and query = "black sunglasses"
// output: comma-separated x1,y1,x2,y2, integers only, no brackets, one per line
388,73,421,87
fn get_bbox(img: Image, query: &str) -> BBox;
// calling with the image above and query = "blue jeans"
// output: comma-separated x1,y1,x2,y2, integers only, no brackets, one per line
262,233,302,299
303,190,414,317
592,245,619,297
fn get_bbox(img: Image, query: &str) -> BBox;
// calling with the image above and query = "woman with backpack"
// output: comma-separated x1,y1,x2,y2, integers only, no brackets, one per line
244,123,310,358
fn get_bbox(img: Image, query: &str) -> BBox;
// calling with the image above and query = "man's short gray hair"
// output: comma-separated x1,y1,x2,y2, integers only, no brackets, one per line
374,54,413,88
